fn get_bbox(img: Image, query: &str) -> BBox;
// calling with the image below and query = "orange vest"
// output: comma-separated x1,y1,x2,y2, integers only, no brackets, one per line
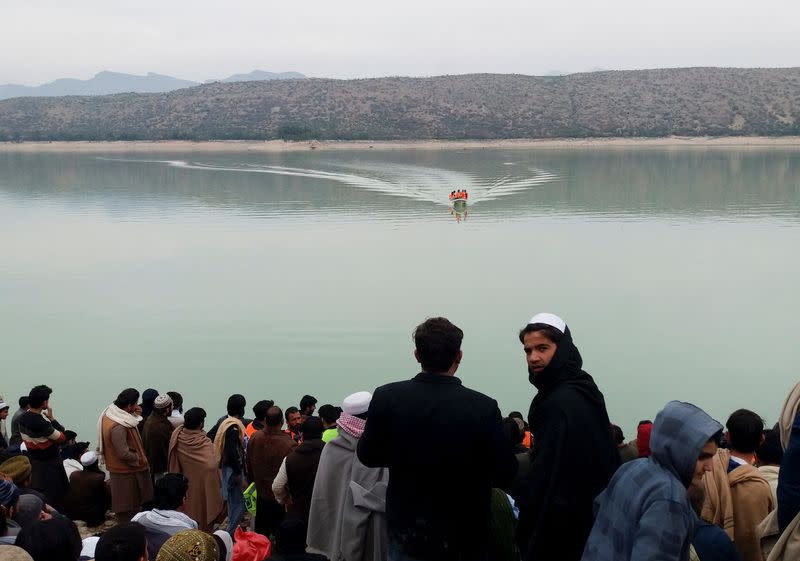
245,421,258,440
101,416,149,474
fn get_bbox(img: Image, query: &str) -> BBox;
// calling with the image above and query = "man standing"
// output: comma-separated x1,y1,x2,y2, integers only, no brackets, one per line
309,391,389,561
581,401,723,561
702,409,775,561
273,416,326,526
300,395,318,419
246,406,296,537
358,317,517,561
142,394,175,482
213,396,248,536
285,407,304,443
18,385,69,511
516,313,620,561
318,404,341,443
9,396,30,447
98,388,153,523
0,401,9,450
168,407,224,532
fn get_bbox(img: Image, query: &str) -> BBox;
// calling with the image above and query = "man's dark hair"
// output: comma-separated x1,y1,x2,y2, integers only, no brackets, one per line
267,406,284,427
16,516,82,561
638,420,653,427
300,395,317,412
726,409,765,453
413,317,464,373
285,406,300,421
153,473,189,510
18,396,30,408
183,407,206,431
252,400,274,422
114,388,140,409
318,404,340,425
166,391,183,413
226,394,246,417
302,417,324,440
502,417,523,446
27,385,53,409
518,323,564,345
611,424,624,445
757,429,783,466
94,522,148,561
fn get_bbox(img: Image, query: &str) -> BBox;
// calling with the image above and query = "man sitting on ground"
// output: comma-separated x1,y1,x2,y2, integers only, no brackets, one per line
94,522,148,561
132,472,197,559
63,451,111,526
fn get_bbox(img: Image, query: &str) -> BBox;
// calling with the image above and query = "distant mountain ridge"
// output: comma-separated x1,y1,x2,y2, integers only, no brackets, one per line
0,70,306,100
1,68,799,141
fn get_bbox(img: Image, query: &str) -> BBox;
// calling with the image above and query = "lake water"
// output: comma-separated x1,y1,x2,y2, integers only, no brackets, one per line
2,147,799,442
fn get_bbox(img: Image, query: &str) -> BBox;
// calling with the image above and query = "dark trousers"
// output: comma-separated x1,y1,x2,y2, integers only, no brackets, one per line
254,496,285,538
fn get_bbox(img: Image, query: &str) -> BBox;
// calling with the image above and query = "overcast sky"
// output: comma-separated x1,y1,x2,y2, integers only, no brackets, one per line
3,0,799,85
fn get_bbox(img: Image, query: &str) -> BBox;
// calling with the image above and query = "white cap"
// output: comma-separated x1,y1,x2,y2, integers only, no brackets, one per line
213,530,234,561
81,536,100,559
154,394,173,409
20,442,27,452
527,312,566,334
80,451,98,466
0,401,8,411
342,391,372,415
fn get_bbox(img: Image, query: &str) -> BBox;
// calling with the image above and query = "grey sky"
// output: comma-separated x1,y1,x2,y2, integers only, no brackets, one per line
3,0,799,85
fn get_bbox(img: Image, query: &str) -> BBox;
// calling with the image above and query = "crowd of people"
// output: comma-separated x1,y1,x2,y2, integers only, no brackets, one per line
0,313,799,561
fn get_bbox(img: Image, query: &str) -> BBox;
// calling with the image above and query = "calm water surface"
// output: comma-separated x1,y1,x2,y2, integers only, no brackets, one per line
1,148,799,440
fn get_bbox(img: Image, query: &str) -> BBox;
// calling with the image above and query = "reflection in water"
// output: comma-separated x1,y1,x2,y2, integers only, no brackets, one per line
1,148,799,222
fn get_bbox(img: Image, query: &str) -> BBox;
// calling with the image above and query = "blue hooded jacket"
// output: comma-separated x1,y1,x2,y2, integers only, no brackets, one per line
581,401,723,561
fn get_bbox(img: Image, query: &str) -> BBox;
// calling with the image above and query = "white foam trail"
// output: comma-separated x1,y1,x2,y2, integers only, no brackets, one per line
99,157,558,206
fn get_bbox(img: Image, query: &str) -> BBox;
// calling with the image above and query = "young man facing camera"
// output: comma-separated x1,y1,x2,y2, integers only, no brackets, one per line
516,313,619,561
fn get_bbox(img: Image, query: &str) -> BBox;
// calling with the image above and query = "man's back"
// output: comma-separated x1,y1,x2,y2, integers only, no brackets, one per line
247,426,296,499
358,373,516,560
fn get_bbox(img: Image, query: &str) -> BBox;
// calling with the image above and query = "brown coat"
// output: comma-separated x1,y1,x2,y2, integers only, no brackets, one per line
246,425,296,501
142,412,174,475
703,449,775,561
101,417,149,474
168,426,224,531
730,462,775,561
63,469,111,526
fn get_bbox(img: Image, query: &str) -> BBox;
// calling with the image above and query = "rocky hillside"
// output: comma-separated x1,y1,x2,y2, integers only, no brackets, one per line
1,68,799,141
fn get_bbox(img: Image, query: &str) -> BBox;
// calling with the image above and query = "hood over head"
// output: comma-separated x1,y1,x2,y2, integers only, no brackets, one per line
651,401,722,487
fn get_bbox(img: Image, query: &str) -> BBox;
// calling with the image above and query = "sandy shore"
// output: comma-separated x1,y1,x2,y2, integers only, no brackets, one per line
3,136,800,153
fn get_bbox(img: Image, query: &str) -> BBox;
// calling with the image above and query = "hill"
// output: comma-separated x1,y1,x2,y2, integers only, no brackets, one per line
0,70,306,101
1,68,799,141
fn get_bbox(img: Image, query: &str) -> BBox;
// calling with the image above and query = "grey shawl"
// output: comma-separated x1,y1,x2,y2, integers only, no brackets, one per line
307,429,389,561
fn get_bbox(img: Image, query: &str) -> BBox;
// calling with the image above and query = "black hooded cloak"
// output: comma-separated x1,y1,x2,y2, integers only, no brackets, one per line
516,324,620,561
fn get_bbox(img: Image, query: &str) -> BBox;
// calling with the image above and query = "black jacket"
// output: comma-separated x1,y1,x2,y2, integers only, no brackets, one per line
358,372,517,561
516,326,620,561
285,438,325,524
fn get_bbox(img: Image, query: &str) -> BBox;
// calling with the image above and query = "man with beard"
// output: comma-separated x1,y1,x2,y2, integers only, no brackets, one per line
516,313,619,561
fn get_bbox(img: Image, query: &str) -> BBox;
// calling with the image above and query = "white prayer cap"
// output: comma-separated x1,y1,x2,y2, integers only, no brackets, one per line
342,391,372,415
80,451,98,466
0,401,8,411
81,536,100,559
213,530,234,561
526,313,566,334
154,394,173,409
20,442,27,452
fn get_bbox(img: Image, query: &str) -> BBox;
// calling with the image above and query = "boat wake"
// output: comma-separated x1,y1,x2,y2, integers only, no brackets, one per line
98,157,558,206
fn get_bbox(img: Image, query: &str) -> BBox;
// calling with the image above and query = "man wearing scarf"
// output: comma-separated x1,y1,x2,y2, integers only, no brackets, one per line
516,313,619,561
308,391,389,561
168,407,224,532
97,388,153,523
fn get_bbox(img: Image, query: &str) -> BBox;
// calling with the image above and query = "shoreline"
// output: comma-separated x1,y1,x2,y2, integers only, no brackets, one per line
3,136,800,153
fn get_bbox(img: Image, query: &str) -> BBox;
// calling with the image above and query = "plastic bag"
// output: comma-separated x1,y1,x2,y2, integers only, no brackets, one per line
232,527,271,561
